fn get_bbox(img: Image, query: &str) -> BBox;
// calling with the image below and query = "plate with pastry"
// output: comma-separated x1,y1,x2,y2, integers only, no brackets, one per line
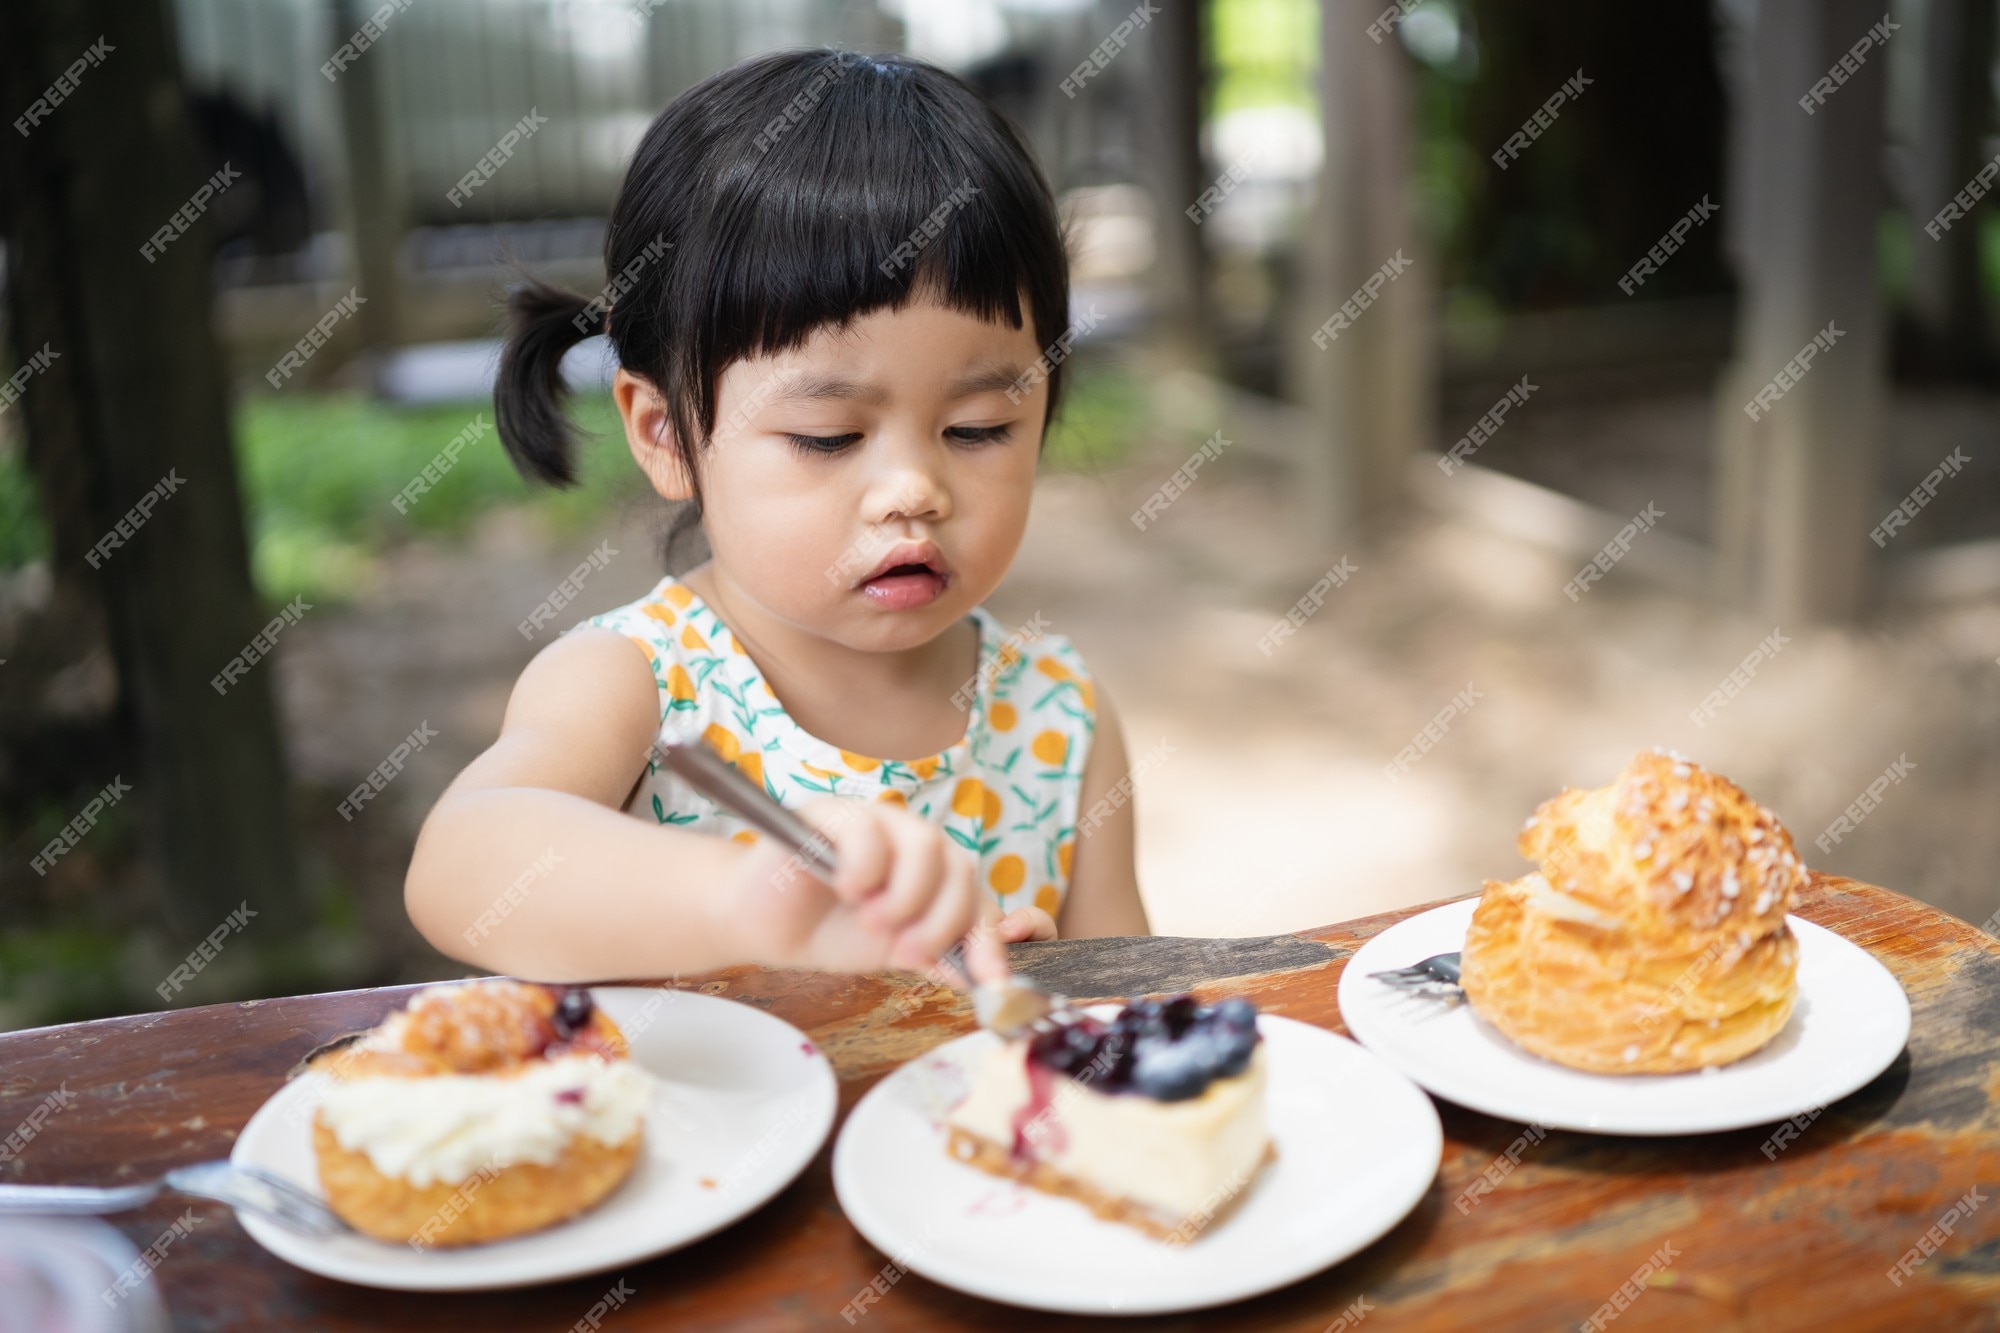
229,978,837,1290
832,993,1441,1315
1339,749,1911,1136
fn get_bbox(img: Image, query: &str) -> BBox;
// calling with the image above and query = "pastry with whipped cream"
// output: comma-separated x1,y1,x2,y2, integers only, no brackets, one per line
1460,749,1804,1074
308,979,652,1246
944,994,1274,1241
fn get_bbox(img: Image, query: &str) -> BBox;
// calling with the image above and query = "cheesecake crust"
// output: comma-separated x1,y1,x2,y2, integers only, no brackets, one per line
945,1124,1276,1242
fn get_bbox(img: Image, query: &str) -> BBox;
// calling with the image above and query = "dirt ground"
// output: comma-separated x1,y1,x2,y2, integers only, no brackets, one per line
280,386,2000,988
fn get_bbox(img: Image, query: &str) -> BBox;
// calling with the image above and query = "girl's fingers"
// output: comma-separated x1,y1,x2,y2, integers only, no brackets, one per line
797,798,886,905
926,898,997,989
961,914,1011,986
868,809,946,933
996,906,1058,943
889,844,979,973
802,900,900,975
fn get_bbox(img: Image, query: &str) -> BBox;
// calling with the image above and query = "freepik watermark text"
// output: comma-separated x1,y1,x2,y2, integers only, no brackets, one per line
1618,196,1718,295
1309,251,1414,348
1060,2,1162,98
1131,431,1232,529
86,470,184,568
1492,71,1592,169
1257,560,1359,655
1438,379,1536,474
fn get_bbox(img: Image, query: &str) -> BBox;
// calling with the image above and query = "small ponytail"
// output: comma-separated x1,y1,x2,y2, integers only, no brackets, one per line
495,276,596,487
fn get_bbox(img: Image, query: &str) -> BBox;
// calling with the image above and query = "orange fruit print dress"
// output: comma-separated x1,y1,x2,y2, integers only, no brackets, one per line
585,575,1097,919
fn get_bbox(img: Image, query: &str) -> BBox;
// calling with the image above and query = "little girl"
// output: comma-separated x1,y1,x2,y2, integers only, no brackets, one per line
405,50,1149,985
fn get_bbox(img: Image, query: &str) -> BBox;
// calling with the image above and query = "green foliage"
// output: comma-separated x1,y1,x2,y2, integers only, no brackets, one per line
0,391,635,599
0,867,376,1031
1043,360,1147,473
0,444,45,569
1210,0,1318,116
0,924,143,1032
1879,210,1912,311
235,391,632,602
1982,212,2000,309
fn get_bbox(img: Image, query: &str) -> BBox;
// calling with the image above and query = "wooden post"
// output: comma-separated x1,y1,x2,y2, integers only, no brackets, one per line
1906,0,1993,374
0,0,303,935
1139,0,1214,368
1281,0,1434,553
1714,0,1886,621
330,0,403,360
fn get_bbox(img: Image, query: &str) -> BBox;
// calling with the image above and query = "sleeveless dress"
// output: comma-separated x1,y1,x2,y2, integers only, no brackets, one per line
583,575,1098,918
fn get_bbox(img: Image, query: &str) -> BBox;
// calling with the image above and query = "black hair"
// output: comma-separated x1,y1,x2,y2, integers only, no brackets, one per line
495,49,1072,565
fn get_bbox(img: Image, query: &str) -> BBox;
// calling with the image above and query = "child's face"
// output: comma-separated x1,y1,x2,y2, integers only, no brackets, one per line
624,293,1049,653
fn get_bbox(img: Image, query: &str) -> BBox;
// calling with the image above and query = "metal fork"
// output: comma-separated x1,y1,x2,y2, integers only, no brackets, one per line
0,1161,348,1238
657,738,1031,1006
972,975,1081,1038
653,740,840,878
1369,951,1464,999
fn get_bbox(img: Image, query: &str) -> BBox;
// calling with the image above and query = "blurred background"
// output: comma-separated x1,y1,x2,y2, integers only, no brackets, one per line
2,0,1997,1032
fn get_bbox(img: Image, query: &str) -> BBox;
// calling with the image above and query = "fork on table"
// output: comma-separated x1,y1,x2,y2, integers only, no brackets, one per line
1368,951,1464,999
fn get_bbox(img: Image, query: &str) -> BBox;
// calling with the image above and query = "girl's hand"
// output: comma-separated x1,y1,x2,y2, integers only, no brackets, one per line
714,798,1006,979
996,906,1058,944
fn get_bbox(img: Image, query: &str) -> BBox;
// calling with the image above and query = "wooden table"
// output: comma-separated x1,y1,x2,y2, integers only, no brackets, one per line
2,874,1997,1331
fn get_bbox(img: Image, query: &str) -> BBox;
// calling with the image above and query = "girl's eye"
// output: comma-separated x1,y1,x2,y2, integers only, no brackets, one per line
784,432,863,455
946,424,1012,445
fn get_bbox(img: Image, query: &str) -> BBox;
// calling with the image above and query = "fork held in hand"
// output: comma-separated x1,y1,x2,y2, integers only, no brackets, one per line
972,975,1078,1038
654,740,840,879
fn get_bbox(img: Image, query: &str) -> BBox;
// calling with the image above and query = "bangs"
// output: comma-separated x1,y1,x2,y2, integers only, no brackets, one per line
613,51,1070,443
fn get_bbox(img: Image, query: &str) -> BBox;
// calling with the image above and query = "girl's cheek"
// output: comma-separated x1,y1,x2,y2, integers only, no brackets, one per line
758,499,860,595
701,455,833,567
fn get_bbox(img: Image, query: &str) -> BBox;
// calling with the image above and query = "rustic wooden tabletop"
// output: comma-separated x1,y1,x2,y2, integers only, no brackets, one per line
1,874,1995,1331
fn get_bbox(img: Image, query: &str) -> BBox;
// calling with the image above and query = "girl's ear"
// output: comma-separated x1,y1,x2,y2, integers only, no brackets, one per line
613,368,694,500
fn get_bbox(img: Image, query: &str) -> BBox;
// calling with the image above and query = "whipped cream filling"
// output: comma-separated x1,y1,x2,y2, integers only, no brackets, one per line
317,1055,653,1187
946,1042,1269,1221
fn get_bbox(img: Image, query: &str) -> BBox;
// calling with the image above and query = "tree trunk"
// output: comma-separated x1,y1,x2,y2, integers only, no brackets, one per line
1713,0,1886,621
1139,0,1213,368
0,0,303,937
330,0,404,363
1281,0,1435,550
1906,0,1993,376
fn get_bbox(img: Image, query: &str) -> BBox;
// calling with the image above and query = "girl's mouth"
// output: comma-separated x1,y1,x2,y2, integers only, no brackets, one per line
857,541,951,610
861,561,948,610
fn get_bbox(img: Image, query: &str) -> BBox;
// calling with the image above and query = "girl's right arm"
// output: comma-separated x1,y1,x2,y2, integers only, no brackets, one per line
404,627,1000,984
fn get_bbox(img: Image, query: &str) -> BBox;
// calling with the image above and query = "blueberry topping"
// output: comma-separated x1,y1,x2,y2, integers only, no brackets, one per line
1023,993,1260,1102
1213,997,1257,1031
1132,1040,1211,1099
551,987,594,1038
1212,1025,1258,1078
1159,994,1200,1037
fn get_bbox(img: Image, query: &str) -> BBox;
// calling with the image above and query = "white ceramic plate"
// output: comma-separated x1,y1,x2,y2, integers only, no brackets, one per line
832,1011,1441,1315
1338,899,1911,1135
231,987,836,1290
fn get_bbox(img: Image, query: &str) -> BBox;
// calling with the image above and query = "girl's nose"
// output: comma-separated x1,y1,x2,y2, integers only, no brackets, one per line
861,434,952,525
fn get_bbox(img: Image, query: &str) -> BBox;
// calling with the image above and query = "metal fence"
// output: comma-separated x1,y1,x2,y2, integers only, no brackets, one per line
166,0,1174,362
171,0,901,260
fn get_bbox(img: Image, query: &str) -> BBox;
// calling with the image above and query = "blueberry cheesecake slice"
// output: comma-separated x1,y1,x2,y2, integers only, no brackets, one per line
943,994,1275,1241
